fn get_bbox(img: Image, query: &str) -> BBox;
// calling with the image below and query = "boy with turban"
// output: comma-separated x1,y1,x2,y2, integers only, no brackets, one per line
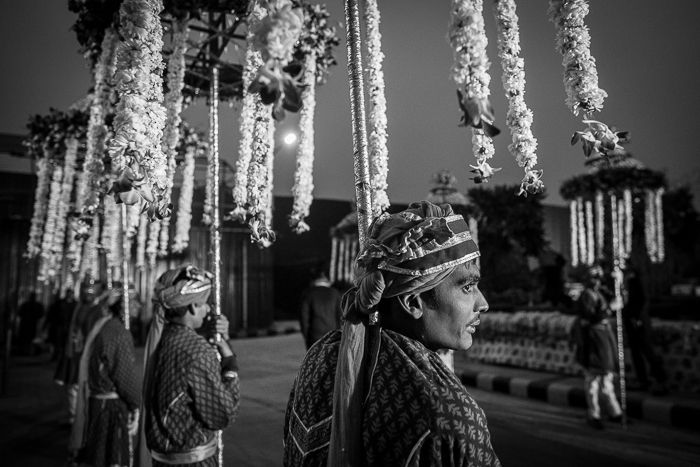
143,265,240,466
283,201,500,466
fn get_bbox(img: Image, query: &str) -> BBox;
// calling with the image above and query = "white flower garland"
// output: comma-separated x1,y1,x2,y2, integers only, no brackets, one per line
449,0,495,167
50,138,79,278
136,213,148,270
39,164,63,281
623,188,632,258
101,196,120,272
644,189,656,262
126,202,142,238
364,0,390,216
585,200,594,266
109,0,168,217
548,0,607,115
80,219,101,281
26,157,50,258
569,199,578,267
172,144,196,253
576,197,586,265
232,27,264,222
594,190,604,260
655,188,665,262
329,236,338,283
610,192,620,266
245,99,275,245
289,54,317,234
147,219,161,268
494,0,541,192
617,197,626,268
158,19,188,255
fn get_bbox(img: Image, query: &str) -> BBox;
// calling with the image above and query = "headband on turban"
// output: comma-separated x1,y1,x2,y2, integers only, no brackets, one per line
153,265,213,311
328,200,481,465
345,200,480,318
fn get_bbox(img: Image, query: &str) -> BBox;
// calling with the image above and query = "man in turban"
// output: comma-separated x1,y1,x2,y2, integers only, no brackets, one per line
71,285,141,467
283,201,500,466
143,265,240,466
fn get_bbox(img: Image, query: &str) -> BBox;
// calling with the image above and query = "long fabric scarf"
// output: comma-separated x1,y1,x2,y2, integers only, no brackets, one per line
68,315,111,453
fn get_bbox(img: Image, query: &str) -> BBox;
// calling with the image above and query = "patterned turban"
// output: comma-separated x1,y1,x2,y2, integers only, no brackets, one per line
153,265,213,311
344,200,480,319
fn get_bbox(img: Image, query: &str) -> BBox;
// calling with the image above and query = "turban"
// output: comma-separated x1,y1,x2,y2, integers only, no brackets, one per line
344,200,480,319
153,265,213,311
329,200,481,465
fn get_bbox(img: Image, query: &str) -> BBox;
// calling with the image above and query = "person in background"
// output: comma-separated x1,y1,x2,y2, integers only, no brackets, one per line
46,289,77,361
299,265,342,349
576,265,623,429
17,291,44,356
144,265,240,467
623,266,668,395
284,201,499,466
70,285,141,467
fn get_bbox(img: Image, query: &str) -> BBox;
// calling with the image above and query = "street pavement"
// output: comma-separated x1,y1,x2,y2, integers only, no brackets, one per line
1,332,700,466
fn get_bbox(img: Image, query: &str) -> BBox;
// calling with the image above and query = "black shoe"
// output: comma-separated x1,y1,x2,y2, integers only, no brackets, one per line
587,418,604,430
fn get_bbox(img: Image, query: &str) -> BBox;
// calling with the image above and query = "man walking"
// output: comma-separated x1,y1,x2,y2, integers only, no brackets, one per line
299,266,342,349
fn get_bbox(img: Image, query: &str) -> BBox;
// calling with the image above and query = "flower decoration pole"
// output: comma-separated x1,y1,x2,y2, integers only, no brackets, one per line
328,0,373,463
364,0,390,216
109,0,168,220
450,0,500,183
39,164,63,282
289,53,317,233
493,0,542,196
609,191,627,428
26,157,50,258
208,65,223,321
158,19,189,256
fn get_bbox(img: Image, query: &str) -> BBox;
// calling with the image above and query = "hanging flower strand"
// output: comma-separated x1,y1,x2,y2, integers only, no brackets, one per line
26,157,51,258
549,0,628,160
172,143,196,253
364,0,390,216
49,138,79,278
158,19,189,256
493,0,542,196
289,54,317,234
449,0,500,184
108,0,169,220
38,164,63,281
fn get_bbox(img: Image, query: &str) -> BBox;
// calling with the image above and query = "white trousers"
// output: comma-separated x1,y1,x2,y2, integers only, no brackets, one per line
584,372,622,420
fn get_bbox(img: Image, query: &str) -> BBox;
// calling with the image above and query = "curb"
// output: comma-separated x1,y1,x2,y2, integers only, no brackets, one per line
458,368,700,432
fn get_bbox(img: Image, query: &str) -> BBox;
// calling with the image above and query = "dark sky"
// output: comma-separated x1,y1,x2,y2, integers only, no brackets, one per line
1,0,699,208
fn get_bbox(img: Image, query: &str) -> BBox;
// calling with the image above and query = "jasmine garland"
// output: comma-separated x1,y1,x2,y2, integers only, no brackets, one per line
26,157,50,258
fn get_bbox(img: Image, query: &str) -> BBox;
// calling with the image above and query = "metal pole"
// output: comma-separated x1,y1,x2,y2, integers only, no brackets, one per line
121,204,130,330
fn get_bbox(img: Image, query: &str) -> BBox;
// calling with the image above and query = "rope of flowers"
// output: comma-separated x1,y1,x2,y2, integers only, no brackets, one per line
158,18,189,256
26,157,51,258
364,0,389,216
126,203,142,238
49,138,80,282
172,143,196,253
577,196,587,265
108,0,168,221
569,199,578,267
616,197,626,268
147,219,161,268
202,136,214,226
101,196,120,275
80,220,101,281
623,188,632,258
449,0,499,184
594,190,604,260
288,54,317,234
493,0,542,196
585,200,594,265
38,164,63,282
549,0,628,160
136,213,148,270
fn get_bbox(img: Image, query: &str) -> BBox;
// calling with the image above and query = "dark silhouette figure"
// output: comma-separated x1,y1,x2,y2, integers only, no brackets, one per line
299,267,342,349
623,267,668,394
17,292,44,355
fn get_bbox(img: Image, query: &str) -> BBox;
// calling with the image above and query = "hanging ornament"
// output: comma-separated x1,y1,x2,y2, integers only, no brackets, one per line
610,192,620,265
39,164,63,281
172,144,196,253
26,157,51,258
617,197,625,269
577,197,586,265
585,200,594,266
623,188,633,258
364,0,390,215
494,0,542,196
655,188,665,262
594,190,604,260
136,213,148,270
289,54,317,234
644,188,657,262
50,138,80,281
570,199,579,267
450,0,500,183
101,195,120,273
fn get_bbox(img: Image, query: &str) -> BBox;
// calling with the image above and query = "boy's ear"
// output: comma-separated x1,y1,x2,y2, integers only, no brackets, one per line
396,293,423,319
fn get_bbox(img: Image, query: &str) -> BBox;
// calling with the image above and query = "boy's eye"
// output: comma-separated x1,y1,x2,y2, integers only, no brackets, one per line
463,283,477,294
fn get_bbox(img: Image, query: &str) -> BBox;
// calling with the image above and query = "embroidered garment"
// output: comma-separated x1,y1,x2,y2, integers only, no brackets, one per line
78,317,141,467
283,329,501,466
145,323,240,467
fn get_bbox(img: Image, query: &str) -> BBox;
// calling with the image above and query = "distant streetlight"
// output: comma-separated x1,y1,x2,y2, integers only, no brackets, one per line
282,132,298,146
